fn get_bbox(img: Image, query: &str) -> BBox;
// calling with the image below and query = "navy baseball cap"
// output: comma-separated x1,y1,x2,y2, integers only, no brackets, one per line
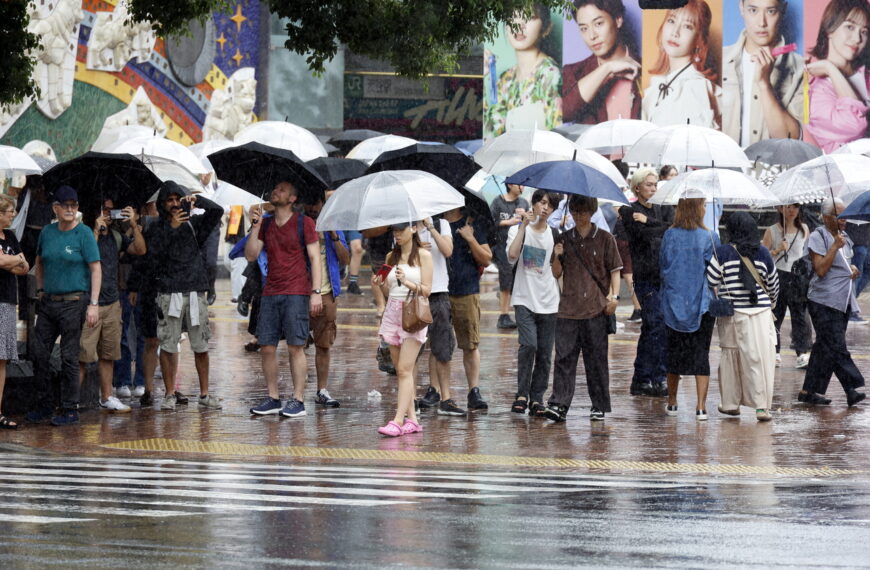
53,185,78,203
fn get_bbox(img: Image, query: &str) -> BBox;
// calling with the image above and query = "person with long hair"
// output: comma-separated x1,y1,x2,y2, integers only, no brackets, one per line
806,0,870,152
0,196,28,429
642,0,721,128
659,165,678,181
659,195,715,420
707,212,780,422
484,3,562,138
372,223,433,436
621,168,673,397
762,204,812,368
563,0,642,124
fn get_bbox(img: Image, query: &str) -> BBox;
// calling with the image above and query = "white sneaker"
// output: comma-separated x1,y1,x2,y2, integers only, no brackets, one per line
132,386,145,397
796,353,810,369
115,385,132,398
101,396,131,413
775,353,782,367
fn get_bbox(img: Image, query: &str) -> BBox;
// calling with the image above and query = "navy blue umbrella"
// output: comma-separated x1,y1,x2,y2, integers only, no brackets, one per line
504,160,629,205
838,189,870,222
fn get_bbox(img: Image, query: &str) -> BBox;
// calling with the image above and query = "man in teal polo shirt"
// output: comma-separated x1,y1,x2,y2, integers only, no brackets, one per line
26,186,101,426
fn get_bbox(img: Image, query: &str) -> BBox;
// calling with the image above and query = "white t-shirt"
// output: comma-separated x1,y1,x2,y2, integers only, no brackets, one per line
418,219,450,293
506,223,560,314
740,50,755,148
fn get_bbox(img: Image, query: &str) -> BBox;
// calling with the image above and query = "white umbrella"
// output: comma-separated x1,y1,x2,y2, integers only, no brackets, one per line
474,129,627,188
91,125,157,152
107,135,209,175
234,121,327,161
832,138,870,157
576,119,658,155
769,154,870,205
0,145,43,177
345,134,417,165
211,180,263,210
650,168,778,207
315,170,465,231
189,139,235,172
143,157,206,193
624,124,751,168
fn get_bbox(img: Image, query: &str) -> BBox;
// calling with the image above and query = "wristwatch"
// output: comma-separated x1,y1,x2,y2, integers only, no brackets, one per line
89,300,99,306
311,289,321,294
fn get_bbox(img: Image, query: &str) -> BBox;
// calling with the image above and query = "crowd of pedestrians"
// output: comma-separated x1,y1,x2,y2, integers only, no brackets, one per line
0,166,866,433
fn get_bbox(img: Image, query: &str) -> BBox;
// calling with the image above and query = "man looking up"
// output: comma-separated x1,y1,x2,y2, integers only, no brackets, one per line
246,181,322,418
722,0,803,145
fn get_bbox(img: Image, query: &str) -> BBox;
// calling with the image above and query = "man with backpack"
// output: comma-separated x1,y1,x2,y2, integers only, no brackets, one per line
245,181,322,418
78,199,146,413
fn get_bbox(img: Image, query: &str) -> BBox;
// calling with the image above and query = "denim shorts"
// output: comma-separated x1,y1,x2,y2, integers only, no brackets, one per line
345,230,363,242
257,294,310,346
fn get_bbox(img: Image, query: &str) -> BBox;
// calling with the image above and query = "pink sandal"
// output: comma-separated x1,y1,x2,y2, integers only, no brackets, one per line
378,420,403,437
401,419,422,434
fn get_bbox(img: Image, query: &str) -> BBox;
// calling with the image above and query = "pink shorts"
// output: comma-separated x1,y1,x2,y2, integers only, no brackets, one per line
379,298,428,346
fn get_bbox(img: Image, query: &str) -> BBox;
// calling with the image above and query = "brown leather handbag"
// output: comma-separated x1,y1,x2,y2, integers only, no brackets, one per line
402,290,432,333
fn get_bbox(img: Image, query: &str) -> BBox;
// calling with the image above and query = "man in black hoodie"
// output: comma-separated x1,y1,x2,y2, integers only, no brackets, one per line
145,181,224,410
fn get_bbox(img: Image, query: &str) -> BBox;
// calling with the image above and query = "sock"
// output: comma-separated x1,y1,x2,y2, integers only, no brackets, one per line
349,274,358,284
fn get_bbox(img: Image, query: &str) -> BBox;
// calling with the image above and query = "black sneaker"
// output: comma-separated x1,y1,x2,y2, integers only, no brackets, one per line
437,399,466,416
653,382,669,397
590,407,605,421
139,391,154,407
798,391,832,405
467,387,489,410
50,409,80,427
347,281,363,295
626,309,642,323
543,404,568,422
174,391,189,405
630,382,656,396
418,386,441,409
497,314,518,329
315,389,340,408
847,390,866,407
237,300,250,317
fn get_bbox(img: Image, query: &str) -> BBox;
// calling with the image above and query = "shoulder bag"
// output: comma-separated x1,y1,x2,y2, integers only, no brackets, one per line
402,289,433,333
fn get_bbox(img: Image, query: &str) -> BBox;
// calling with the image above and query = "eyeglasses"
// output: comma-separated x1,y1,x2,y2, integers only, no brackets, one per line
1,209,15,214
57,202,79,210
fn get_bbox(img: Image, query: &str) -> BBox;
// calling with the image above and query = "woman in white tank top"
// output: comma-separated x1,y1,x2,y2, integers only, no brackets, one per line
371,222,433,437
762,204,812,368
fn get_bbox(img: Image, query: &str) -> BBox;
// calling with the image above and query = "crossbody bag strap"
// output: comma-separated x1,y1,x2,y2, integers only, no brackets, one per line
734,246,770,297
709,231,732,299
564,231,609,297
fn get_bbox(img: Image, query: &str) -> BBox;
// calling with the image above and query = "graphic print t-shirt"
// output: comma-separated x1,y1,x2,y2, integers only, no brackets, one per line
506,224,559,314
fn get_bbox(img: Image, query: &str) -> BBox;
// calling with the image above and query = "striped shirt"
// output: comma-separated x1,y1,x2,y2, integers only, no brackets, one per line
706,245,780,309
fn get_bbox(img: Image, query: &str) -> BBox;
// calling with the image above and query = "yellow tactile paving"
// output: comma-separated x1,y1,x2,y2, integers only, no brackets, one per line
103,438,861,478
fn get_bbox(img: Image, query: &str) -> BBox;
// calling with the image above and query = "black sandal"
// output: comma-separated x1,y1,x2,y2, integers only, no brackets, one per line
511,398,528,413
528,402,547,417
0,415,19,430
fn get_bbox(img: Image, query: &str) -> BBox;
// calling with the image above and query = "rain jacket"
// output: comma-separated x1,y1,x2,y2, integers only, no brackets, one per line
144,181,223,294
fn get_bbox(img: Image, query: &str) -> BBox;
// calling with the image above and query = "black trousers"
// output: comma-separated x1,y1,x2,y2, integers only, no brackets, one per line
31,297,87,410
772,270,812,354
802,301,865,395
548,314,611,412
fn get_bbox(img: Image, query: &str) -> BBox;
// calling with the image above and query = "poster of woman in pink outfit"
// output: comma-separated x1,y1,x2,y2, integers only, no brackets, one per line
805,0,870,152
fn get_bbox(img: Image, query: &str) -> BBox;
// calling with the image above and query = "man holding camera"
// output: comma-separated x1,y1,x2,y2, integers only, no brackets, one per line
145,181,224,410
78,198,146,413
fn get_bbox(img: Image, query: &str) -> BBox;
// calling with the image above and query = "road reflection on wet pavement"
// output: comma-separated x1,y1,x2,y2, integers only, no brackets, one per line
1,278,868,566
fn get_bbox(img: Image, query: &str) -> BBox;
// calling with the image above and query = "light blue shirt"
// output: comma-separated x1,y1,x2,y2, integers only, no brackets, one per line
807,226,859,314
547,197,610,233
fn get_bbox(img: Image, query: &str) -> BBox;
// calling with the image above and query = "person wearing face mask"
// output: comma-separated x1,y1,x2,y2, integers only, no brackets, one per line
805,0,870,152
642,0,721,128
483,3,562,138
563,0,642,123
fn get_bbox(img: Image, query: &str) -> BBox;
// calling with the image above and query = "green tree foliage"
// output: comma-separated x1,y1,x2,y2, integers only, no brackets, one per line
1,0,568,108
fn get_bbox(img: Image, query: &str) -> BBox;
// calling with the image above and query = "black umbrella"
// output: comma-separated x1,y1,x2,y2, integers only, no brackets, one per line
42,152,163,215
366,143,481,189
207,142,328,204
328,129,385,155
307,157,368,189
744,138,822,168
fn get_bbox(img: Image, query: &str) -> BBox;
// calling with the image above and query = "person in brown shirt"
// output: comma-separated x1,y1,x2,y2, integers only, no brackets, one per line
544,195,622,422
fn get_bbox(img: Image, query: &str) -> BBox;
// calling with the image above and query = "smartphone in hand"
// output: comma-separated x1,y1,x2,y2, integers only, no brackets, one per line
376,264,393,281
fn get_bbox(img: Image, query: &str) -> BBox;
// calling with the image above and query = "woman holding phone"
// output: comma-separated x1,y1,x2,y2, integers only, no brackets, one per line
372,222,433,437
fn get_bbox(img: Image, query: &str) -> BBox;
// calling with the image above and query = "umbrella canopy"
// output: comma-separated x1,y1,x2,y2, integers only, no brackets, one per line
43,152,163,214
504,160,629,205
327,129,385,155
308,157,368,189
837,189,870,222
649,168,778,207
145,158,206,193
234,121,327,161
474,129,627,188
90,125,157,152
576,119,657,155
768,154,870,205
366,143,481,188
454,139,484,156
0,145,43,177
211,180,264,210
207,141,328,204
551,123,593,142
624,124,751,168
27,154,57,172
744,138,822,168
345,134,417,165
832,138,870,158
106,135,209,175
189,139,236,172
314,170,465,231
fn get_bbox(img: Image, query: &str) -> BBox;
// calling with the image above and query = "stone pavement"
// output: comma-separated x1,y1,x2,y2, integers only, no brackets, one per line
3,276,870,481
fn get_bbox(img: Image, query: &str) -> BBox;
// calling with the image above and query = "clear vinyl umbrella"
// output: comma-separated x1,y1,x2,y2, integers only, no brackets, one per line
345,134,417,165
0,145,43,177
314,170,465,231
106,135,209,175
624,124,751,168
768,154,870,205
576,119,657,156
649,168,778,207
234,121,327,161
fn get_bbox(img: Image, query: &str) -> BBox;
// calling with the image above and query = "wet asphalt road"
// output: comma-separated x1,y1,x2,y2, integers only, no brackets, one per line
1,277,869,567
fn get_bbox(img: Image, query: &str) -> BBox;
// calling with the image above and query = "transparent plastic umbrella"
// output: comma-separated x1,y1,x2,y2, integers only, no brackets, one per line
624,124,751,168
0,145,43,177
649,168,778,207
234,121,327,161
345,134,417,165
769,154,870,205
576,119,657,155
106,135,209,175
